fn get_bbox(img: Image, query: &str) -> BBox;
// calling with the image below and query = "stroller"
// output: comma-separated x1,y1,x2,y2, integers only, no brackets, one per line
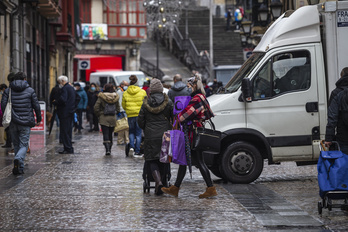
317,141,348,214
142,161,171,193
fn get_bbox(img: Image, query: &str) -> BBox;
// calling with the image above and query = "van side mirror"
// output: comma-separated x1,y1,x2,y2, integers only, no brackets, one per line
241,78,252,102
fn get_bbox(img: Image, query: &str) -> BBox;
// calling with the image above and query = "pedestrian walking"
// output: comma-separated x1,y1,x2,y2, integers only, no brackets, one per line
138,78,173,195
87,83,100,132
225,8,233,31
116,81,130,145
74,82,88,133
0,80,12,148
161,75,218,198
54,75,76,154
167,74,192,103
1,72,41,175
234,8,242,30
325,67,348,154
94,83,120,155
122,75,147,157
49,82,61,128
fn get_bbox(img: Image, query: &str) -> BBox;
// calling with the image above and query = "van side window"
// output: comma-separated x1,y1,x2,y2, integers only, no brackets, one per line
100,76,108,89
253,50,311,100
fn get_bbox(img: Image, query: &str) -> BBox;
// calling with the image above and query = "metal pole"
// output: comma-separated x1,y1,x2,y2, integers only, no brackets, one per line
185,8,188,40
209,0,214,80
157,29,159,78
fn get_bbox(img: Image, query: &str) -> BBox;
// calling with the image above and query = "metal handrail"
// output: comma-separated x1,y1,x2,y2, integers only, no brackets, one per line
140,57,165,78
172,25,211,77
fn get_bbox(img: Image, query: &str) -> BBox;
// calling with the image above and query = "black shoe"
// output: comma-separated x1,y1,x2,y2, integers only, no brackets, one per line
2,144,11,148
78,130,82,134
58,150,74,154
88,129,93,132
12,159,20,175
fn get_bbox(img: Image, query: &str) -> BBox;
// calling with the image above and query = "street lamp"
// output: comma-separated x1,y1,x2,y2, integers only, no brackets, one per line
95,39,102,54
143,0,184,78
270,0,283,20
258,4,269,25
307,0,320,5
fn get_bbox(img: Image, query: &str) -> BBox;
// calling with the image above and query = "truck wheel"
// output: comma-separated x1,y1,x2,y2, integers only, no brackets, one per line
220,141,264,184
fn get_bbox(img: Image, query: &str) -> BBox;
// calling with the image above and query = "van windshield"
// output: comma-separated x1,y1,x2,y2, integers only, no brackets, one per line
224,52,265,93
117,74,145,87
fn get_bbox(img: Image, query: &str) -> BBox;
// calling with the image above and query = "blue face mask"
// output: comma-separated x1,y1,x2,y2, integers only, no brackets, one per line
123,86,128,90
91,87,96,91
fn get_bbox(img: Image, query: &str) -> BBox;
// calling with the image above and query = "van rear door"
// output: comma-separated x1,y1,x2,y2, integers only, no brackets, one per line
246,46,319,162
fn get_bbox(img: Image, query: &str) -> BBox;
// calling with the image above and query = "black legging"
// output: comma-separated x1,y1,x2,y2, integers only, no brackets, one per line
174,149,213,188
101,125,114,143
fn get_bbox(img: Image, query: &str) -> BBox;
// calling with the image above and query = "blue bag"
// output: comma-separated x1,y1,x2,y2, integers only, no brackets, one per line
317,143,348,198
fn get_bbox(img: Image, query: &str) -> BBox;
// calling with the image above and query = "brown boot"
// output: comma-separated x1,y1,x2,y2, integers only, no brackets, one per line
161,185,179,197
199,186,218,199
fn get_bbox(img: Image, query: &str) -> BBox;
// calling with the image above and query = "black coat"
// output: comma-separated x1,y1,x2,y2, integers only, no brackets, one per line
55,83,76,118
138,93,173,161
325,75,348,142
1,80,41,127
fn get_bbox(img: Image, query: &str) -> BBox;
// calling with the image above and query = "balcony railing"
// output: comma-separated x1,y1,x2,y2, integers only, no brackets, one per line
37,0,61,18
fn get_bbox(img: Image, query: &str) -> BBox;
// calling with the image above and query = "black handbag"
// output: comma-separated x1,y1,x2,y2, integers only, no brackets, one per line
192,119,221,152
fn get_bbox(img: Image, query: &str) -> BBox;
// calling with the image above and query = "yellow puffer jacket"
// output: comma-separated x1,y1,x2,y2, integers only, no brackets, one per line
122,85,147,118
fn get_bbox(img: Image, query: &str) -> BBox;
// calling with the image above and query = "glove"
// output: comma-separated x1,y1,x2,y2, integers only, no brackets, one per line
117,112,122,117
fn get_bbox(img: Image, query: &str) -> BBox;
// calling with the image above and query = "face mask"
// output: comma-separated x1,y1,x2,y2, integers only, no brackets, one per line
74,87,77,90
0,91,3,95
91,87,96,91
123,86,128,90
59,84,63,88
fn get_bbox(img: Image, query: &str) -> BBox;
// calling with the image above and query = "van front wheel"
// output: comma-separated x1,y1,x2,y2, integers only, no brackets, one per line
220,141,263,184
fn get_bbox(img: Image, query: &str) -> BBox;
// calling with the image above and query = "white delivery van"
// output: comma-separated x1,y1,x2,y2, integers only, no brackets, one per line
89,71,146,88
207,2,348,183
213,65,242,86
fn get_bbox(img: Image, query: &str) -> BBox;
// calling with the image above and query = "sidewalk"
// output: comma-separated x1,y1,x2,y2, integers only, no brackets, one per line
0,127,266,231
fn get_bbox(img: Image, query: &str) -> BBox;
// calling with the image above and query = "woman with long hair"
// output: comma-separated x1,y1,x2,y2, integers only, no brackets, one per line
162,75,218,198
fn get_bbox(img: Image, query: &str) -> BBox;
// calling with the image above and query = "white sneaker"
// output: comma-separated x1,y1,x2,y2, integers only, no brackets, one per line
133,152,143,158
129,148,134,157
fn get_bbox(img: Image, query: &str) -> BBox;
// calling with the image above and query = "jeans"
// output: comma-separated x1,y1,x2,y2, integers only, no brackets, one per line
10,123,30,171
128,117,142,153
76,109,83,130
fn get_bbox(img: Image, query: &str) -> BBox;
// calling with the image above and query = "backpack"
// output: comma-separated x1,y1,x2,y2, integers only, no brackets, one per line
104,103,116,116
340,87,348,126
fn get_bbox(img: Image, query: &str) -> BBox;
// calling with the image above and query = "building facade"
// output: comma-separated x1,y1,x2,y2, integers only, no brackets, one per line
74,0,146,82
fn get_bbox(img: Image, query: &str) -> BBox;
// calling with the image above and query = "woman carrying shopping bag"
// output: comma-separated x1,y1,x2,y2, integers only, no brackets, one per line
94,83,120,155
161,75,218,198
138,78,173,195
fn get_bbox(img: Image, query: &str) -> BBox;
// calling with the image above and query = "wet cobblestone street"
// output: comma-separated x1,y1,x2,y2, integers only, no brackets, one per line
0,128,347,231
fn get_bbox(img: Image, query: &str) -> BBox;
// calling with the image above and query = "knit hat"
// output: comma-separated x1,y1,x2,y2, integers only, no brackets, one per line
129,75,138,86
150,78,163,93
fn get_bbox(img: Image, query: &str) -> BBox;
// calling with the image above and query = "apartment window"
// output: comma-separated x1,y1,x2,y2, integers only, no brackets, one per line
104,0,144,25
80,0,91,23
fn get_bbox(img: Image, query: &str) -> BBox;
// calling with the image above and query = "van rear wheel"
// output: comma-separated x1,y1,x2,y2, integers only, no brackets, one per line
220,141,263,184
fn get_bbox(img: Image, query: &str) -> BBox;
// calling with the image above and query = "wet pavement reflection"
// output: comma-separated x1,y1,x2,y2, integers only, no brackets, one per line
0,127,346,231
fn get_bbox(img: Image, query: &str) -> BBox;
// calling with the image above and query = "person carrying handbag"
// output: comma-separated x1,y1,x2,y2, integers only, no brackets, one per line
161,75,218,198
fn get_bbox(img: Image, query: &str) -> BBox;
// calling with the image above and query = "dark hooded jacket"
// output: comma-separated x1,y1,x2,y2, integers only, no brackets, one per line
325,75,348,142
1,80,41,127
138,93,173,161
167,81,191,103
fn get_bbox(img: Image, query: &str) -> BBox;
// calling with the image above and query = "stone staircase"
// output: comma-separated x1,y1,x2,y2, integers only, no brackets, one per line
177,8,244,66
